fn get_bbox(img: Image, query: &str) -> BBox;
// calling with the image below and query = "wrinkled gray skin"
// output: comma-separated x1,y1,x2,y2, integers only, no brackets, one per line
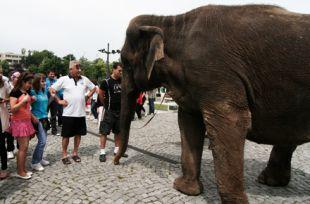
114,4,310,204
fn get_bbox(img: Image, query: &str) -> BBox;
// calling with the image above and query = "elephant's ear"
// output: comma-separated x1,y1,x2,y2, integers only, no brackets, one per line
139,26,164,80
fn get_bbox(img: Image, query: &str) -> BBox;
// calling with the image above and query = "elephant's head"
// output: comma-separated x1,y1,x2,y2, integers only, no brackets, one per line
114,21,165,164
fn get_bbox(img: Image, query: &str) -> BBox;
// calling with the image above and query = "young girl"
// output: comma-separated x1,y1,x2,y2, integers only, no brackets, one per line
9,72,37,179
30,74,50,171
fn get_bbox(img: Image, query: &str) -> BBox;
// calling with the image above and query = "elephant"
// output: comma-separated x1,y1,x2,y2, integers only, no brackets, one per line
114,4,310,203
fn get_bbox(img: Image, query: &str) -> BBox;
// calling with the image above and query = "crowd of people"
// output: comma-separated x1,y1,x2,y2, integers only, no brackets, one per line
0,60,157,180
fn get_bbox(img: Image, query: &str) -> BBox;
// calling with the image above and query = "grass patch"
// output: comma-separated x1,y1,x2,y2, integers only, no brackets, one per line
155,104,168,111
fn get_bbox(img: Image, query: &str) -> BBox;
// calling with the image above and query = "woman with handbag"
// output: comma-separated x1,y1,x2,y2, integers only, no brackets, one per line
30,73,50,171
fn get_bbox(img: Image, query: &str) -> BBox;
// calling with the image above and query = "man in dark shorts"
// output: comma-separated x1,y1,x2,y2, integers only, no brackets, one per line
98,63,127,162
50,60,96,164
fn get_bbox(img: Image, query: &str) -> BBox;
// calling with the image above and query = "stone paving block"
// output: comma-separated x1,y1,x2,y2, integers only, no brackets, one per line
0,113,309,203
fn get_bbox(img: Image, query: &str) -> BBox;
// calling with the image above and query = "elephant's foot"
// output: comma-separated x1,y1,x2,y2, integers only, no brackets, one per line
173,176,203,196
113,156,121,165
258,166,290,186
219,192,248,204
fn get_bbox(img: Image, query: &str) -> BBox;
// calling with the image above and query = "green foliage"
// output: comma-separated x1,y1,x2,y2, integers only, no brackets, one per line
0,60,10,75
155,103,168,111
81,57,107,83
62,54,76,72
21,49,119,81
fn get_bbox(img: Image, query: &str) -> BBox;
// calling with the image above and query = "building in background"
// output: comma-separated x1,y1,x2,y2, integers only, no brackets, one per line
0,52,25,71
0,52,23,69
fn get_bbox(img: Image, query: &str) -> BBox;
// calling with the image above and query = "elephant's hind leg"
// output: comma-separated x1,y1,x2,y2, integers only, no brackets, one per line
203,103,251,204
258,145,297,186
173,108,205,196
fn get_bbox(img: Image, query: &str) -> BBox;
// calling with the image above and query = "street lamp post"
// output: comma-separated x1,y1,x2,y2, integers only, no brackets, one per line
98,43,121,78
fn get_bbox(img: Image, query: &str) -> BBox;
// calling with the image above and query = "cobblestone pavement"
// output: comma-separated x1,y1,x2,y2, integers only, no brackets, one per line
0,112,309,203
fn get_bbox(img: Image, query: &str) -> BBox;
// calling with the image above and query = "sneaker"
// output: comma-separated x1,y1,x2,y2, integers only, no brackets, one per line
7,151,14,159
41,159,50,166
27,171,33,176
31,163,44,171
99,154,106,162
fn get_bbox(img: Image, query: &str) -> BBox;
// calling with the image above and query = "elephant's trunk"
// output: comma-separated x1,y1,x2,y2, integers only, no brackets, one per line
114,83,137,165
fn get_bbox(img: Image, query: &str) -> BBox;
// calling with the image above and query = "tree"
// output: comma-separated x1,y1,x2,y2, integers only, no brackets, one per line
24,50,67,75
93,58,106,81
0,60,10,75
20,49,117,81
39,56,64,75
79,57,93,80
62,54,76,74
25,50,55,67
28,64,40,73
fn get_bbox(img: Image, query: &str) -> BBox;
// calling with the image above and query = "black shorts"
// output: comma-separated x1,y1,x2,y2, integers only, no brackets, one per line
99,110,120,135
61,116,87,138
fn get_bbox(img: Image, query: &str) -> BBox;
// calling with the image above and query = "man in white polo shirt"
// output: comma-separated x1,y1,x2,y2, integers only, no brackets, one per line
50,60,96,164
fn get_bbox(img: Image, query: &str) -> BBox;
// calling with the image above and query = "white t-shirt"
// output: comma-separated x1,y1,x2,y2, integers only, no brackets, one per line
0,79,11,132
51,75,95,117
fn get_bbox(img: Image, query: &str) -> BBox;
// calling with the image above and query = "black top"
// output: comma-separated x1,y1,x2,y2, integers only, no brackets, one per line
100,77,121,111
10,89,29,98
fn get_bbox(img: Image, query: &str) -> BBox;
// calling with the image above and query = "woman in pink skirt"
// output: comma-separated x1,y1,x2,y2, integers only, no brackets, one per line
9,72,37,180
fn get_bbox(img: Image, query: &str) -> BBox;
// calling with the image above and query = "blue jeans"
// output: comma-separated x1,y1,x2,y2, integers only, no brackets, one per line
148,98,155,114
32,122,47,164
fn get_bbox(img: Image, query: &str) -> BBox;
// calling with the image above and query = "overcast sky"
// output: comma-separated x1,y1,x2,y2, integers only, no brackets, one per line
1,0,310,61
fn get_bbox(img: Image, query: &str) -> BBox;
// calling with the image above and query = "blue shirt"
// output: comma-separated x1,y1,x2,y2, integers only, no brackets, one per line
30,89,48,119
46,77,63,98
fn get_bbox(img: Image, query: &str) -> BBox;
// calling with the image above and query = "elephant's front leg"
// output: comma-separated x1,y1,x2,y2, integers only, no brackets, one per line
173,108,206,196
204,105,251,204
258,145,297,186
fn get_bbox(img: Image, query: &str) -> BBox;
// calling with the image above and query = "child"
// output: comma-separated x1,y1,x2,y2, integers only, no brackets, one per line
9,72,37,179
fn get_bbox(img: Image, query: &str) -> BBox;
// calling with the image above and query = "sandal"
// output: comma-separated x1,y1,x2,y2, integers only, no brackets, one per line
62,157,71,165
71,155,81,163
0,171,9,180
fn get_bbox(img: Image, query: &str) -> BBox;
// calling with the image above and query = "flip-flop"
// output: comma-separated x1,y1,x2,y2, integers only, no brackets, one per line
62,157,71,165
0,172,9,180
14,173,31,180
71,155,81,163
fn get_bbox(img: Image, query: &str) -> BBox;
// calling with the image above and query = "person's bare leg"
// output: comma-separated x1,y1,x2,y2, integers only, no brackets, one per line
72,135,81,156
62,137,69,158
114,133,120,148
16,137,29,176
23,137,30,173
100,134,107,150
99,134,107,162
